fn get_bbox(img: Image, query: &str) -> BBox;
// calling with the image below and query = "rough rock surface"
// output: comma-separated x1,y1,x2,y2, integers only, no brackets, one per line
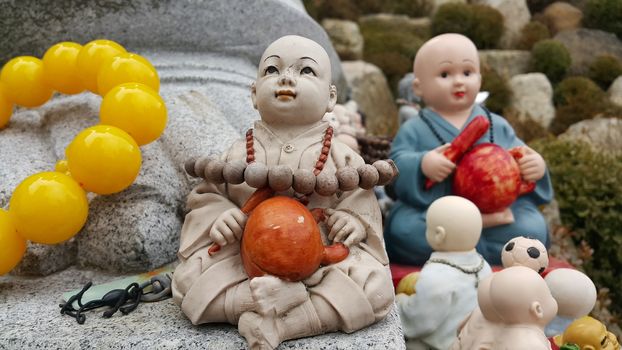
609,76,622,108
322,19,364,60
342,61,399,137
479,50,531,78
559,118,622,154
554,29,622,76
542,2,583,34
0,266,406,349
0,0,348,274
472,0,531,49
508,73,555,129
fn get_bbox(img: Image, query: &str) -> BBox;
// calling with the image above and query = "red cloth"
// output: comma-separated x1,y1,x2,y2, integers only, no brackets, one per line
390,256,574,289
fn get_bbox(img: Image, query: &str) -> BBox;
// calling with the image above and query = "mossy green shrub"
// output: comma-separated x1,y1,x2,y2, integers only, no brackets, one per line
303,0,361,21
431,3,504,49
553,76,606,106
360,18,425,96
481,65,512,115
530,39,571,83
503,108,551,143
304,0,433,21
588,54,622,90
550,76,608,134
531,138,622,318
383,0,433,18
584,0,622,39
518,21,551,50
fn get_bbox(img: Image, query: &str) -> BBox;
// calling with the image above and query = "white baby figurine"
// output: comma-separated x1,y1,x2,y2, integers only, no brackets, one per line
396,195,492,350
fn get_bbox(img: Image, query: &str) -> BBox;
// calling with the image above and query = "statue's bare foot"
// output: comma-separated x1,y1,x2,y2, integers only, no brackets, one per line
249,275,308,316
238,311,281,350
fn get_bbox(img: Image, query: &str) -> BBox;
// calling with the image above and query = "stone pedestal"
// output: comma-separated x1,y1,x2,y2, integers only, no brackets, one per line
0,267,405,349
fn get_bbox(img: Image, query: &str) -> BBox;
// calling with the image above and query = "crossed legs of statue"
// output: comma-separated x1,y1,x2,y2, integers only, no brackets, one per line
172,245,394,350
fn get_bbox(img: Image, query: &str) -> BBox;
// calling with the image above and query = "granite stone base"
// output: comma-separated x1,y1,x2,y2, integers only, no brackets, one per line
0,266,405,349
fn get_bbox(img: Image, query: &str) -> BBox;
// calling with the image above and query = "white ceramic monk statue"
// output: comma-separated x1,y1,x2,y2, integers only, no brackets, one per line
172,35,395,350
397,196,492,350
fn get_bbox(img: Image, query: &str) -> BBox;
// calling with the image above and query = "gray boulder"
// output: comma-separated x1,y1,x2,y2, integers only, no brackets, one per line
554,29,622,75
608,76,622,108
0,266,406,349
479,50,531,78
508,73,555,129
542,2,583,35
0,0,348,274
322,19,364,60
342,61,399,136
0,0,347,100
472,0,531,49
560,118,622,154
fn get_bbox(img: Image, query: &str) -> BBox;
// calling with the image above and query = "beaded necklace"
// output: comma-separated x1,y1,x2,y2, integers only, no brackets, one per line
426,253,486,288
420,105,494,146
245,125,333,205
245,125,334,172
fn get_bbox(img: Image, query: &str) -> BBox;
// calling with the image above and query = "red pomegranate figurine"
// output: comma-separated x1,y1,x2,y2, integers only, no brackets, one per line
453,144,535,213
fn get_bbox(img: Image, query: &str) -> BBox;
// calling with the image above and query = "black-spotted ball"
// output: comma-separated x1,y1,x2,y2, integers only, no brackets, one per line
501,236,549,274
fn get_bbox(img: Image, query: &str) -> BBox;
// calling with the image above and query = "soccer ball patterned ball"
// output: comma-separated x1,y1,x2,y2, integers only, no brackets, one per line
501,236,549,274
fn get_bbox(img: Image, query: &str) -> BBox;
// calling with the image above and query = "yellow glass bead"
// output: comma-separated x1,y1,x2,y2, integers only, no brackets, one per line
0,209,27,275
97,53,160,96
77,39,126,94
55,159,70,173
0,83,13,129
42,42,85,95
66,125,142,195
396,271,420,295
0,56,54,108
9,172,88,244
100,83,167,146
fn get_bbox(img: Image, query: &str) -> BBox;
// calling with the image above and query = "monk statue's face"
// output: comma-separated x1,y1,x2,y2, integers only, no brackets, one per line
413,34,482,116
252,35,337,126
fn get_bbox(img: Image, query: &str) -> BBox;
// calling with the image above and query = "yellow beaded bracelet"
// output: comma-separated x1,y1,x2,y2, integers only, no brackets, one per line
0,39,167,275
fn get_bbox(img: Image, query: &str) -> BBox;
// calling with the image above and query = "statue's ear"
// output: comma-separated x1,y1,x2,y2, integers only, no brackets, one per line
412,77,423,98
326,85,337,113
529,301,544,319
433,226,446,246
251,82,258,109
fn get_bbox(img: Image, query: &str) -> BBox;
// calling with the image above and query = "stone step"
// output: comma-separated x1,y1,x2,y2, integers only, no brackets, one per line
0,266,405,349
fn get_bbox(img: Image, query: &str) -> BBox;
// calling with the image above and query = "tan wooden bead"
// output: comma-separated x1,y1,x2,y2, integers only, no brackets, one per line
315,171,339,197
205,159,226,184
336,166,359,191
292,168,316,195
193,155,213,179
358,164,379,190
268,165,293,192
244,162,269,189
184,158,197,177
374,160,396,186
223,160,247,184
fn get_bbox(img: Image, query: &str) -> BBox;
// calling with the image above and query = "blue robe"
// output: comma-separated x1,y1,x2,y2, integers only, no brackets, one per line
384,105,553,265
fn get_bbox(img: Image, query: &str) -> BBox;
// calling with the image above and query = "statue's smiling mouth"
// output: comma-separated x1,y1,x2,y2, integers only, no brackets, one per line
276,90,296,99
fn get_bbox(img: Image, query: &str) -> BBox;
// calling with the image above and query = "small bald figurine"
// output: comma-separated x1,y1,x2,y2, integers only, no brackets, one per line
172,35,394,349
545,268,597,337
397,196,492,349
480,266,557,349
385,33,553,265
